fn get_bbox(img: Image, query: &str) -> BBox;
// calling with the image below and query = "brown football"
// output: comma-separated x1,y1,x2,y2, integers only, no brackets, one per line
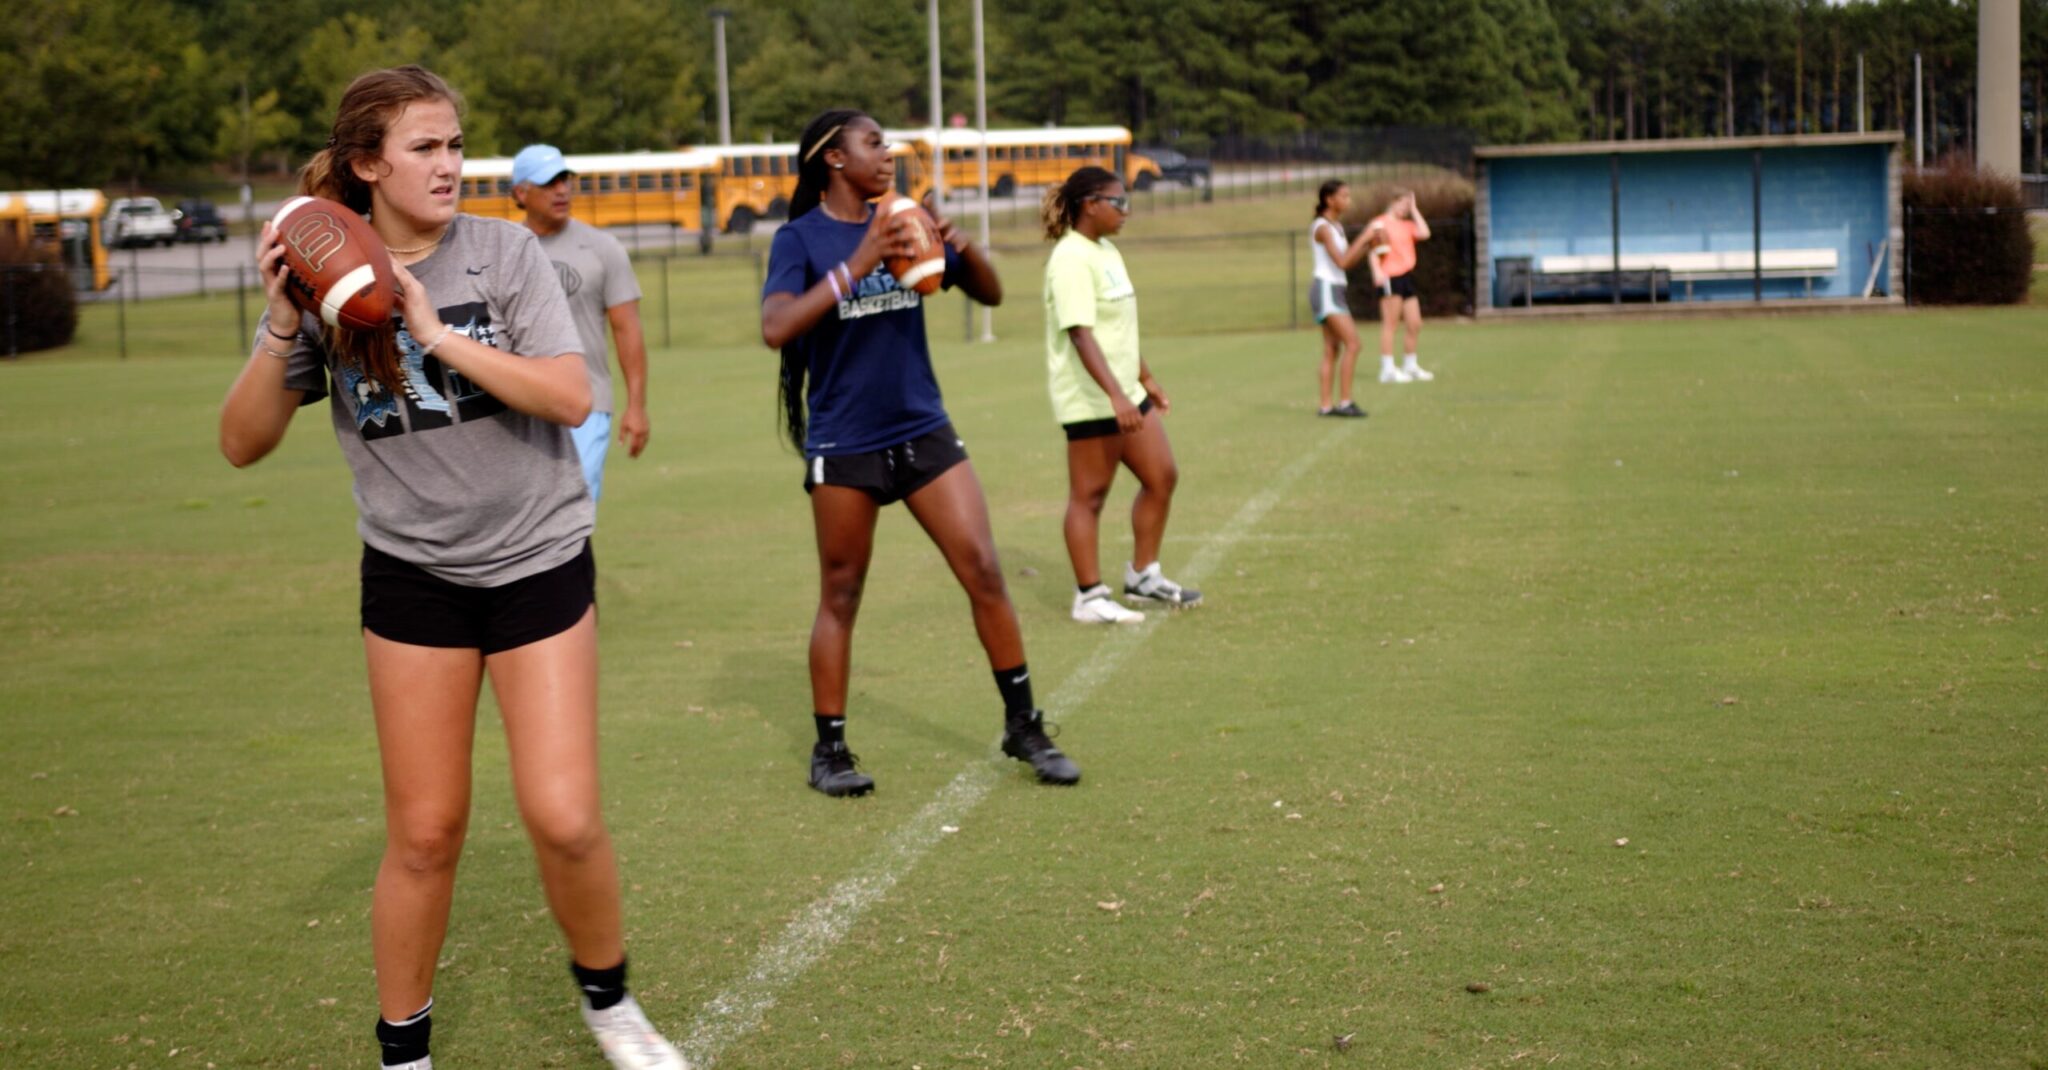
883,197,946,296
271,196,395,331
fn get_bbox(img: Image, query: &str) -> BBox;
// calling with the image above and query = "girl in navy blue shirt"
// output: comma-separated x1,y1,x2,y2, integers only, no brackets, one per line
761,109,1080,797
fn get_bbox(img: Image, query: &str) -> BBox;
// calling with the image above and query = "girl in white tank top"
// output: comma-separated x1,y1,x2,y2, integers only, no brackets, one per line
1308,181,1373,416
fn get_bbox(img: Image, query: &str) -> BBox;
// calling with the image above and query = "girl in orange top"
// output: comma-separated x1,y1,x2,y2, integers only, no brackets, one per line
1366,190,1433,383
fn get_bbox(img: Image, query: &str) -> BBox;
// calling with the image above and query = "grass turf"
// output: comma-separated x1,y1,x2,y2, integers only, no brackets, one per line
4,248,2046,1068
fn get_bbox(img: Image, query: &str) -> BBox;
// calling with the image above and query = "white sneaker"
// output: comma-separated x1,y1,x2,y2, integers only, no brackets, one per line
582,994,690,1070
1405,360,1434,381
1124,562,1203,608
1379,364,1413,384
383,1060,432,1070
1073,584,1145,623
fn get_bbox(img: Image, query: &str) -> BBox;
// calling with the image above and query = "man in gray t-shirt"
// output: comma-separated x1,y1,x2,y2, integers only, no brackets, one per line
512,143,649,504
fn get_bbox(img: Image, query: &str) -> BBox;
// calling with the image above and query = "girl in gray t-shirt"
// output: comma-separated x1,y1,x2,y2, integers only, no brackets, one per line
217,66,686,1070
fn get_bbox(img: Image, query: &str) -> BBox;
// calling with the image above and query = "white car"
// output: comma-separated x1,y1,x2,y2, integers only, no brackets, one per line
104,197,180,249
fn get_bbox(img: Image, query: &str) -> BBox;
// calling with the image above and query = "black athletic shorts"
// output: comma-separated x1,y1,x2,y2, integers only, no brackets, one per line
1379,272,1418,299
361,540,595,655
803,423,969,505
1062,397,1155,441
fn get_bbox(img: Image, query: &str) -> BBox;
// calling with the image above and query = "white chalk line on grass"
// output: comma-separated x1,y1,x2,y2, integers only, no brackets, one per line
680,422,1357,1067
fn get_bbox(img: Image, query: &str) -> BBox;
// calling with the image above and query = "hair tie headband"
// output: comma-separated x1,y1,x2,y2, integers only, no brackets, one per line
326,135,338,148
801,124,845,163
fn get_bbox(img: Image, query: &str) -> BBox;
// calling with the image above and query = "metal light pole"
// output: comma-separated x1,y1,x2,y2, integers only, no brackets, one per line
928,0,945,204
711,8,732,145
1856,53,1866,134
973,0,993,341
1913,52,1924,167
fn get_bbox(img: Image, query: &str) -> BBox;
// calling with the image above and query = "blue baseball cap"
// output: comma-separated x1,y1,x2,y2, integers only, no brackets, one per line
511,144,573,187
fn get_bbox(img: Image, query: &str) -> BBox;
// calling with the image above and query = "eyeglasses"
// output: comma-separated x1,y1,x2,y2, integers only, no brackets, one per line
1090,194,1129,213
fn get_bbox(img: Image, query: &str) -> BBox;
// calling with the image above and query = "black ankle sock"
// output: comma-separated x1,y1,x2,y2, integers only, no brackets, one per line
571,956,628,1011
815,714,846,747
993,664,1034,716
376,1000,433,1066
1077,582,1097,594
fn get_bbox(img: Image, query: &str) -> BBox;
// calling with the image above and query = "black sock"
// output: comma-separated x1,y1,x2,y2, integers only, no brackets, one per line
994,664,1034,716
815,714,845,747
1077,583,1095,594
572,956,628,1011
376,1000,432,1066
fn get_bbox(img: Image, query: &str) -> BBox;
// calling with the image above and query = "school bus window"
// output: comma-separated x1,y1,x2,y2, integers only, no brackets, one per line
497,178,513,195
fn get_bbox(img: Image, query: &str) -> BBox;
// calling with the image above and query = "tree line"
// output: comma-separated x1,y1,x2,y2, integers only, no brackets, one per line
4,0,2044,189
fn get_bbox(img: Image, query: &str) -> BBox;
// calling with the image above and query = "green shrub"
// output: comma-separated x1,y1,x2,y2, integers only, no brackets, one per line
1904,159,2032,306
0,232,79,354
1339,174,1476,319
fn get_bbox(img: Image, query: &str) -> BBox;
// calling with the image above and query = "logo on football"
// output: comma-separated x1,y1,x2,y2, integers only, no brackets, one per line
271,196,396,331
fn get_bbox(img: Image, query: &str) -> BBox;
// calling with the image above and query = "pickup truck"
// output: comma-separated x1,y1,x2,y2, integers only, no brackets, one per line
104,197,180,248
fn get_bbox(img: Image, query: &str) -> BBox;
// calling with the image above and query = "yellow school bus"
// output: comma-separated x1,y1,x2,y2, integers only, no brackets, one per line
703,142,932,233
888,126,1163,198
459,149,720,233
462,141,941,236
0,189,111,290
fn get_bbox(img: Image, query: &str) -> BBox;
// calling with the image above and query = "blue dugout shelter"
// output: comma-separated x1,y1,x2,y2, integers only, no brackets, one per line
1475,133,1903,312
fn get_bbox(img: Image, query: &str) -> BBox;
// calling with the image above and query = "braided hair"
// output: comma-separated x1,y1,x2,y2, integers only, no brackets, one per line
778,109,868,451
1040,166,1119,241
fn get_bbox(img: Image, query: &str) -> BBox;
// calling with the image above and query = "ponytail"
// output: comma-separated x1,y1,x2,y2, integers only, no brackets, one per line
1041,166,1118,241
1315,179,1345,220
777,108,867,451
294,65,463,391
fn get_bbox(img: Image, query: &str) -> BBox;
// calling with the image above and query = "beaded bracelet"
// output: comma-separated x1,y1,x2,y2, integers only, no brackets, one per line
420,324,454,356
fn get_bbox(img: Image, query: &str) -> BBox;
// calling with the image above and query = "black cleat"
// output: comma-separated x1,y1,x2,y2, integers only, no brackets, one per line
1001,710,1081,785
1331,400,1367,418
809,741,875,797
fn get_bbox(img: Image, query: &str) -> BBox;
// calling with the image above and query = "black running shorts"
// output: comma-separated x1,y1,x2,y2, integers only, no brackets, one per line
1379,272,1418,299
1062,397,1155,441
803,423,969,505
361,540,594,655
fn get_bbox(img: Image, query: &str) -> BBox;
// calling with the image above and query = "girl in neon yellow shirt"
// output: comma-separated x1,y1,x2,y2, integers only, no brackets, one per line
1041,166,1201,623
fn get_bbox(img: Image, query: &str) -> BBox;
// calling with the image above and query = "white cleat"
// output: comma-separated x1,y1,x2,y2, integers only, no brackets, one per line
1073,584,1146,623
383,1060,432,1070
583,995,690,1070
1405,363,1434,381
1379,365,1413,384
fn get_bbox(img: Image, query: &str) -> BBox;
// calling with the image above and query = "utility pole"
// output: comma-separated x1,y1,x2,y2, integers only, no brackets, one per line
1978,0,2021,174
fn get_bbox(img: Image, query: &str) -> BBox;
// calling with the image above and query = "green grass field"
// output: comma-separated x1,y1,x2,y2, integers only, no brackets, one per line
5,214,2047,1068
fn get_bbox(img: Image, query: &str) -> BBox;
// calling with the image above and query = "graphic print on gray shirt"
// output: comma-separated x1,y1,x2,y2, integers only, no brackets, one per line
534,218,641,414
262,213,592,587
